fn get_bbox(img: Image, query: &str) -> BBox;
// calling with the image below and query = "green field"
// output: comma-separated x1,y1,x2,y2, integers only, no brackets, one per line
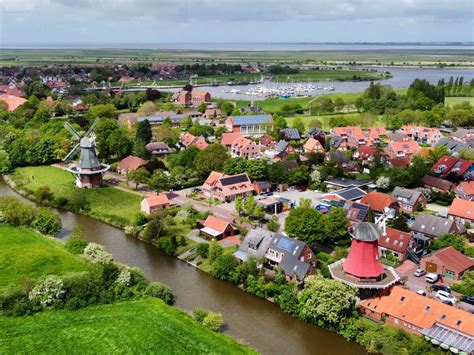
0,298,254,354
11,166,142,226
285,113,386,130
445,96,474,107
0,225,91,294
237,88,407,113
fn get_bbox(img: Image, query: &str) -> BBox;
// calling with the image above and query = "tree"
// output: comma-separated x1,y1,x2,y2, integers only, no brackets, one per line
87,103,116,120
210,253,238,280
28,275,65,308
387,167,412,189
322,207,350,245
202,312,224,332
197,101,207,113
145,89,161,101
148,169,174,193
252,205,265,220
243,195,257,216
135,119,153,144
298,275,357,328
128,167,149,190
0,150,11,173
288,166,310,186
292,117,305,135
285,207,323,245
106,129,132,159
246,160,267,181
220,102,234,116
195,144,229,178
224,157,248,175
208,241,223,263
0,100,8,112
235,196,244,216
408,155,430,187
31,208,62,236
431,233,466,253
334,97,345,111
267,161,287,184
267,215,280,232
311,97,334,114
137,101,157,116
390,213,410,232
375,176,390,190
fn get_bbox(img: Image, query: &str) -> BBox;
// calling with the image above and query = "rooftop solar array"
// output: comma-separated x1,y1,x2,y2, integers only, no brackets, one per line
232,115,272,125
337,187,367,201
277,237,296,252
220,174,249,186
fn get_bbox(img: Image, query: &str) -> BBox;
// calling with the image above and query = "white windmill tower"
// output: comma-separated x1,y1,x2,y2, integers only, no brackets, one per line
63,119,110,188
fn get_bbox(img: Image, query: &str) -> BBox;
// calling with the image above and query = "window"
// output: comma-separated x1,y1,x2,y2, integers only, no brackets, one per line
425,306,430,312
400,296,405,301
456,320,462,326
440,314,446,320
445,270,456,279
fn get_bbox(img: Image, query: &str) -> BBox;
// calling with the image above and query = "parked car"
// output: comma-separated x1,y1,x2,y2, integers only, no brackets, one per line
432,285,451,293
414,268,426,277
416,290,426,296
191,187,201,193
295,185,307,192
442,300,454,306
425,273,440,284
436,290,457,304
461,296,474,305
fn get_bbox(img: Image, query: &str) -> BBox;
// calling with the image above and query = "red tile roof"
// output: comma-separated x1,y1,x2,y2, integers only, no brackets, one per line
448,198,474,220
221,133,243,146
145,193,169,207
118,155,147,171
422,175,455,192
359,286,474,336
360,191,398,212
390,157,410,167
0,94,26,111
422,246,474,275
180,132,196,146
456,181,474,195
303,137,324,153
203,215,232,233
378,227,412,253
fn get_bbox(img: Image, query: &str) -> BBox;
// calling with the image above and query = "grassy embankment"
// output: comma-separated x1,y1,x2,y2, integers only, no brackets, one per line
0,225,92,295
445,96,474,107
10,166,142,227
0,224,254,354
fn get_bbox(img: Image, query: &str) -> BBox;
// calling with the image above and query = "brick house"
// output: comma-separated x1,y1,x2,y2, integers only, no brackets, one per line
199,215,235,240
378,228,415,261
448,198,474,224
360,191,400,215
202,171,255,202
303,137,324,154
140,194,170,214
172,89,210,106
392,187,426,213
385,141,421,160
421,246,474,280
455,181,474,201
225,115,273,135
118,155,147,176
422,175,455,193
231,136,259,159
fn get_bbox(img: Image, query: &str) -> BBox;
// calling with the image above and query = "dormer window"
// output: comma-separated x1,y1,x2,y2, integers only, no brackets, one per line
456,320,462,326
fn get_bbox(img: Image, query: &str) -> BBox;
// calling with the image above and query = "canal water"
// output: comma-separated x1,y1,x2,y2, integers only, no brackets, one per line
0,179,364,355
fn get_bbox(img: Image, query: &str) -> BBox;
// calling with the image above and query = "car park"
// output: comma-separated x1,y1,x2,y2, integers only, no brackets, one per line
413,268,426,277
436,290,456,304
425,273,440,284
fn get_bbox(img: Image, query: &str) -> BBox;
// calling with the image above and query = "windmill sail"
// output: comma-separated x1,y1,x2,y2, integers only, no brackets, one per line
63,142,80,162
64,122,81,140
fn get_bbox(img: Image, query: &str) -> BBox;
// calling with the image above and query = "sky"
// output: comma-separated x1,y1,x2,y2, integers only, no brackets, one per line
0,0,473,47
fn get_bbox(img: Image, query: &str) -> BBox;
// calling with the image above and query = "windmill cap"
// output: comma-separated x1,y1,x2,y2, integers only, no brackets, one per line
352,222,381,242
80,137,91,147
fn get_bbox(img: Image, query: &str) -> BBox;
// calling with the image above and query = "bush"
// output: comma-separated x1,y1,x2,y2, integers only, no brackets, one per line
0,289,34,316
0,196,37,226
208,241,223,263
193,307,210,323
145,282,175,305
133,212,149,226
54,196,68,207
196,243,209,258
202,312,224,332
66,227,88,254
34,186,54,202
83,243,114,264
28,275,65,308
31,207,62,236
156,236,178,256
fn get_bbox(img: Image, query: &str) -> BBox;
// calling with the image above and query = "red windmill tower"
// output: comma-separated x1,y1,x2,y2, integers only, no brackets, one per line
329,222,399,291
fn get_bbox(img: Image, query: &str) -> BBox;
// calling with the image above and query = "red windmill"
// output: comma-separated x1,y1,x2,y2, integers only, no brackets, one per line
343,222,385,280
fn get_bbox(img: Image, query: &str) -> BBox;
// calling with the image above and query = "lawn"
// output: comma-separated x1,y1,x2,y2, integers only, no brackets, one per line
0,298,255,354
0,225,92,294
11,166,142,226
445,96,474,107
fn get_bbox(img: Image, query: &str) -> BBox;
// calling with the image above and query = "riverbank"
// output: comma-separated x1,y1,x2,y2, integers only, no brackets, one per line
0,224,255,354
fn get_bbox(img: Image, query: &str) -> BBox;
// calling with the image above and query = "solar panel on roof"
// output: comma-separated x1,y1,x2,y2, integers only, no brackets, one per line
402,144,409,148
277,238,296,252
220,174,249,186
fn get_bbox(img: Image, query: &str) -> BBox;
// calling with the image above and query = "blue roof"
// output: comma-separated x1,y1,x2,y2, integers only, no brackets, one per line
232,115,272,125
137,114,186,123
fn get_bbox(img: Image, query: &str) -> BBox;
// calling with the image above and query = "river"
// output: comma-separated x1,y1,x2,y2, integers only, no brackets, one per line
0,179,364,355
164,67,474,101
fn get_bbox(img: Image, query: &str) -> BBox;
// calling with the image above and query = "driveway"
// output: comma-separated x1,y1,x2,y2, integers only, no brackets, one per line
396,261,473,312
425,203,449,217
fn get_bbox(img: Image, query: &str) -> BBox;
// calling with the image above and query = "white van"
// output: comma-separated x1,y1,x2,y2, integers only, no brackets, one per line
425,273,439,284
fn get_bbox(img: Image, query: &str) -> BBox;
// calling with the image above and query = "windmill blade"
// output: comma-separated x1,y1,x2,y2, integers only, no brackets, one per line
63,143,80,162
64,122,81,140
85,118,99,137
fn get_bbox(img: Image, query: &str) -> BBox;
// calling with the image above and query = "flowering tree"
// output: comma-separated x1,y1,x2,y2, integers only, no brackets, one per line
83,243,113,264
28,275,65,307
376,175,390,190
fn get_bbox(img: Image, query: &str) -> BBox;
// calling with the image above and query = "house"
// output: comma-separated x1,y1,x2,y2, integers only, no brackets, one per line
253,181,272,195
274,140,295,159
392,187,426,213
330,126,363,139
231,137,259,159
323,187,367,202
422,175,455,193
239,106,262,114
203,108,222,119
359,286,474,354
0,94,26,111
117,155,147,176
388,157,410,168
378,228,415,261
400,125,442,145
202,171,255,202
199,215,235,240
360,191,399,215
421,246,474,280
385,141,420,160
448,198,474,224
172,89,210,106
140,194,170,214
410,213,466,239
435,138,468,155
303,137,324,154
179,132,208,150
389,132,410,142
221,133,243,147
328,200,370,222
307,128,326,146
431,156,472,179
233,228,273,262
353,146,379,165
451,128,474,143
280,128,301,141
225,115,273,135
368,126,387,142
265,233,315,281
455,181,474,201
260,135,277,148
329,135,348,150
146,142,174,156
326,151,350,169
